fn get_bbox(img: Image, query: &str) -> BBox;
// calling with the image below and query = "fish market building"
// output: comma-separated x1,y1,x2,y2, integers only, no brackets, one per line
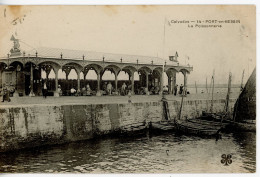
0,36,193,97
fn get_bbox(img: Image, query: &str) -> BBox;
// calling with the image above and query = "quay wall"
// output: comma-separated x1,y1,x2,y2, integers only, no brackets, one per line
0,99,236,152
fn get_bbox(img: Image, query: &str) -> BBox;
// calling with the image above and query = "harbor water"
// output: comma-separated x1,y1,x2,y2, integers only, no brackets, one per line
187,87,241,94
0,131,255,173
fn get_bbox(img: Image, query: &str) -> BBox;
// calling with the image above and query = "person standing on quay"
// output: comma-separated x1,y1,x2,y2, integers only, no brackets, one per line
43,81,48,98
107,82,112,95
174,84,178,96
121,82,127,96
179,84,183,95
103,82,107,95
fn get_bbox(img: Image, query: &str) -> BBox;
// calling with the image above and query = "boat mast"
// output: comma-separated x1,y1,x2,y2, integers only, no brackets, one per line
161,17,166,93
233,69,245,122
206,77,209,111
206,77,208,93
224,72,232,113
210,70,215,113
240,69,245,91
195,81,197,94
178,90,185,120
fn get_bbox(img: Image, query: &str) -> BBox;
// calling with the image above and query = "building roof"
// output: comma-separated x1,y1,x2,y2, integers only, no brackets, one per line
24,47,178,66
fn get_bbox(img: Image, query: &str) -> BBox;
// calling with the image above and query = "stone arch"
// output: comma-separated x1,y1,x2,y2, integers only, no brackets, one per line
122,65,137,76
153,66,163,74
62,62,83,73
165,68,178,94
38,60,61,68
38,61,61,72
9,61,24,71
104,64,121,75
22,61,42,96
61,63,83,91
0,62,7,73
9,59,24,66
166,67,178,74
178,69,189,94
152,67,163,86
0,61,7,67
0,60,8,66
180,68,190,75
138,66,152,74
85,63,103,74
24,61,38,67
122,65,137,71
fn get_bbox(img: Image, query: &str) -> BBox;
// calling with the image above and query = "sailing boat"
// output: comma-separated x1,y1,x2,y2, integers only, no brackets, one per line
174,71,231,137
229,68,256,132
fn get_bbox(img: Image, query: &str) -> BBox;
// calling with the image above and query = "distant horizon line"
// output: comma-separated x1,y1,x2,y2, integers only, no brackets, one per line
187,83,241,88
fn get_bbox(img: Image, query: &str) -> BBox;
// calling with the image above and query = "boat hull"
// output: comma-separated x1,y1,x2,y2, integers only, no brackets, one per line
175,118,226,138
150,121,175,132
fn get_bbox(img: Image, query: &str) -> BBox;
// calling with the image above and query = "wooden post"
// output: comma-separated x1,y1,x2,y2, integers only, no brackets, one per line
224,73,232,113
206,77,208,93
178,89,185,120
240,69,245,91
210,70,215,113
183,72,188,95
195,81,197,94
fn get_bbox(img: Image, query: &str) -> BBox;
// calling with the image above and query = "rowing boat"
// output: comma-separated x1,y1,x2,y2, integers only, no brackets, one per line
175,119,224,137
150,121,175,132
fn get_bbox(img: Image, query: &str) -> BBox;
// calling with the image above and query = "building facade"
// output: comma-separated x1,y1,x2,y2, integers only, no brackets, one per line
0,36,193,97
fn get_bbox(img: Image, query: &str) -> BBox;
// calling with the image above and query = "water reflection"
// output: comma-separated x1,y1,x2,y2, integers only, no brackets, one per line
232,132,256,173
0,132,255,173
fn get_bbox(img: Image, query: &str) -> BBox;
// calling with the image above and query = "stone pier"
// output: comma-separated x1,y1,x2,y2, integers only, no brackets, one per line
0,97,236,152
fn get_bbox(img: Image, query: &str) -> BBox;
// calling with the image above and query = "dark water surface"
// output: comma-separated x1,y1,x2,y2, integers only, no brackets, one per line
0,132,255,173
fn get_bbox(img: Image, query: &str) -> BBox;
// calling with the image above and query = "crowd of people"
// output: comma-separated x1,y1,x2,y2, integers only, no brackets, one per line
1,84,15,102
1,87,11,102
0,81,188,100
52,81,148,97
174,84,189,95
57,82,188,97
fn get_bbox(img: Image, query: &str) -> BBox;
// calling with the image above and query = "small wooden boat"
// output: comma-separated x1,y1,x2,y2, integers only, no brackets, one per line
175,119,225,137
174,71,230,138
187,118,229,126
149,96,175,132
199,112,233,123
120,122,148,136
150,121,175,132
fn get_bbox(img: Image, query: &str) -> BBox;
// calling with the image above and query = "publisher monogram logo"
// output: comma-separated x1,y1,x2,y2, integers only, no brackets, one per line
221,154,232,166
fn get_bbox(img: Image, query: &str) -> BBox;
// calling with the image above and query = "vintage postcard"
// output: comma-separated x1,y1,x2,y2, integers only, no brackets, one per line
0,5,256,173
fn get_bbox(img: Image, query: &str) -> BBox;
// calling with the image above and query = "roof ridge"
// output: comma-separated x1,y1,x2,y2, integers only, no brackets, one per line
31,46,163,59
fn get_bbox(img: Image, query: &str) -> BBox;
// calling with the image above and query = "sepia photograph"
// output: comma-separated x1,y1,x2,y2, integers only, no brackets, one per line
0,4,256,174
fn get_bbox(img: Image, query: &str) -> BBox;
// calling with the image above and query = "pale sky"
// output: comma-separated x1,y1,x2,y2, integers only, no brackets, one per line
0,5,256,85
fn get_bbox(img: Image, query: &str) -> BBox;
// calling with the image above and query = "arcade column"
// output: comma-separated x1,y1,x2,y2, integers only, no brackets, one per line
53,67,60,97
